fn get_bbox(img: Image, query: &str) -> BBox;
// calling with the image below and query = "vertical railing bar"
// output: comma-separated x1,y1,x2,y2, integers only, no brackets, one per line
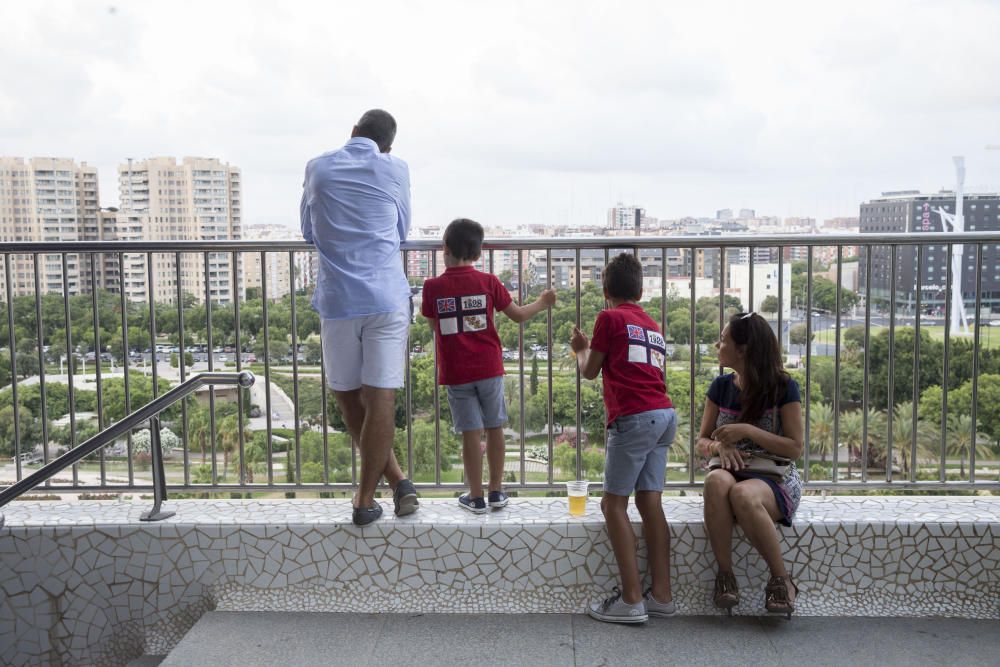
232,250,246,485
320,341,330,485
748,245,755,313
777,247,784,342
431,250,441,486
260,251,274,486
89,253,106,484
403,249,414,482
832,245,842,483
546,248,554,485
62,253,78,485
970,243,983,483
518,249,526,486
289,251,302,487
33,254,50,474
147,252,160,489
176,252,190,487
688,248,696,484
204,252,218,485
910,245,923,482
117,252,133,484
887,245,897,483
862,245,872,484
5,254,21,480
804,246,813,480
718,247,726,376
575,247,582,480
940,243,952,482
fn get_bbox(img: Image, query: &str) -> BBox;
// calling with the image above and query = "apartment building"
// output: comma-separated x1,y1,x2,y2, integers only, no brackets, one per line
0,157,104,297
117,157,242,304
243,224,293,300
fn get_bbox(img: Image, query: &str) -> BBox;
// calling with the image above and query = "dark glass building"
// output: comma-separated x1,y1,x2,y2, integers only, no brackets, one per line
860,191,1000,314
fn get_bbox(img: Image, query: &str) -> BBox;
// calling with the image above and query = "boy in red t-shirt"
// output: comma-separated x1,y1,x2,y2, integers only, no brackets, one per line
571,252,677,624
421,218,556,513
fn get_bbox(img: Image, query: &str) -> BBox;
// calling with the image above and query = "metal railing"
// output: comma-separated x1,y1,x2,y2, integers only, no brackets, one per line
0,371,254,525
1,233,999,495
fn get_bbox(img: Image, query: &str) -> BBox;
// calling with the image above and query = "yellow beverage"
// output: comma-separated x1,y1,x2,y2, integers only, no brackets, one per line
568,494,587,516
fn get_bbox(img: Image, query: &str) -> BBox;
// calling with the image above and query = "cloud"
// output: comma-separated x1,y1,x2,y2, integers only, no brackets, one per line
1,0,998,229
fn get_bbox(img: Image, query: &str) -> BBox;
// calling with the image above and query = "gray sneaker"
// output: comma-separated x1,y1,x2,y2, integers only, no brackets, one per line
643,588,677,618
393,479,419,517
587,587,648,624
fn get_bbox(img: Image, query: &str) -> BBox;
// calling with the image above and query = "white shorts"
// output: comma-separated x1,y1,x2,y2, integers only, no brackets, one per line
321,309,409,391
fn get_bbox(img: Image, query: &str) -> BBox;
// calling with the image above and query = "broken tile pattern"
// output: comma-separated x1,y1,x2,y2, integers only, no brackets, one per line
1,497,998,666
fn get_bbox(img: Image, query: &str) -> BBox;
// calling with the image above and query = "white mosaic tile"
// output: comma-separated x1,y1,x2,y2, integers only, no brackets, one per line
1,496,999,665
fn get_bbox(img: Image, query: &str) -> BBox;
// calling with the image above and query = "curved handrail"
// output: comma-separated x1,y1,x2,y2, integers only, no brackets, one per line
0,371,255,514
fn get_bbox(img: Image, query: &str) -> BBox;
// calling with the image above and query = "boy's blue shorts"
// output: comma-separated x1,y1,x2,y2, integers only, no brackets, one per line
446,376,507,433
603,408,676,496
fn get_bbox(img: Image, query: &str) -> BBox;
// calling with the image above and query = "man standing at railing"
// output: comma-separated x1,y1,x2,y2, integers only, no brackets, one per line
300,109,419,526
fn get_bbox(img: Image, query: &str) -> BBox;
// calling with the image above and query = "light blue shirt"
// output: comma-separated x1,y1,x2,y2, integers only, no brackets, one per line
301,137,412,320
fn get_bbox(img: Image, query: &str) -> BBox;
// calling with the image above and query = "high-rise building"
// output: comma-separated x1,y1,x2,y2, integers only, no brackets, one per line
0,157,102,297
738,208,756,219
861,191,1000,313
117,157,242,304
607,203,644,232
243,225,294,300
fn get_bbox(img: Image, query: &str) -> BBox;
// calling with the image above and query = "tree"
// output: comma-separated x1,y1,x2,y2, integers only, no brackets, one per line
889,400,935,478
808,402,834,463
0,404,41,458
303,335,323,365
760,295,779,314
789,324,812,351
946,414,993,477
217,413,251,480
132,427,180,455
867,328,943,410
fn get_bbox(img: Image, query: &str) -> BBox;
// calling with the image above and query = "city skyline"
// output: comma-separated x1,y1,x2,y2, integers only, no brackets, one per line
1,1,999,230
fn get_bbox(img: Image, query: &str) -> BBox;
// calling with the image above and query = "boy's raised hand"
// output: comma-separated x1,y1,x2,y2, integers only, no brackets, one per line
570,325,589,353
539,288,557,308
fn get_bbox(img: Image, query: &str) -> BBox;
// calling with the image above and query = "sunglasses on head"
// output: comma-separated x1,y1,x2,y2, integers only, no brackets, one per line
737,311,756,320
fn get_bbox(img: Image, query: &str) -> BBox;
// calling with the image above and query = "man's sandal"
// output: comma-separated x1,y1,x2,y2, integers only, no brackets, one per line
764,574,797,619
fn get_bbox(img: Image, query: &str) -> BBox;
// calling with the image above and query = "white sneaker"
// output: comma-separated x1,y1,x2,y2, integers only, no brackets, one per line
587,587,648,624
643,588,677,617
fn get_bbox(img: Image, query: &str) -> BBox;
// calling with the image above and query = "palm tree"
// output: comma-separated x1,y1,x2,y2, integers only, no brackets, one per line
862,408,888,472
947,414,992,478
838,410,864,479
234,434,268,484
218,414,252,481
808,402,835,464
890,401,935,478
187,407,210,466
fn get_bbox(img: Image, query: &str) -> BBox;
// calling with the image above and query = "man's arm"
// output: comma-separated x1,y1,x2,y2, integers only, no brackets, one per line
300,172,313,244
396,163,412,242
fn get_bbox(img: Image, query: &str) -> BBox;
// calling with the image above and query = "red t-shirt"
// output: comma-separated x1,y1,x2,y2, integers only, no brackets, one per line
420,265,513,385
589,303,673,426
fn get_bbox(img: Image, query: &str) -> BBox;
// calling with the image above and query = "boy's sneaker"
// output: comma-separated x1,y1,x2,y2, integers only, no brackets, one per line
643,588,677,618
488,490,509,508
587,587,648,624
352,503,383,526
393,478,419,517
458,494,487,514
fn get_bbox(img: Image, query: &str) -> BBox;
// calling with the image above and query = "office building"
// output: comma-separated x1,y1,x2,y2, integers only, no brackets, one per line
860,191,1000,312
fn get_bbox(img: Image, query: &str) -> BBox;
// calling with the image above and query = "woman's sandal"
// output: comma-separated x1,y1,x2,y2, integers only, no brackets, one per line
764,574,797,620
713,571,739,616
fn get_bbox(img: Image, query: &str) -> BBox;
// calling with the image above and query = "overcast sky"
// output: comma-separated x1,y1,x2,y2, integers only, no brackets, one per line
2,1,999,232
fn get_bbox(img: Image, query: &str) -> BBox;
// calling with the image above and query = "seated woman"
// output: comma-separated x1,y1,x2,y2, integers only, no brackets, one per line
696,312,804,617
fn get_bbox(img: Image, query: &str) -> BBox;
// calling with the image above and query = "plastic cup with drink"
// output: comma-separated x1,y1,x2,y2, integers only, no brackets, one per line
565,480,589,516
